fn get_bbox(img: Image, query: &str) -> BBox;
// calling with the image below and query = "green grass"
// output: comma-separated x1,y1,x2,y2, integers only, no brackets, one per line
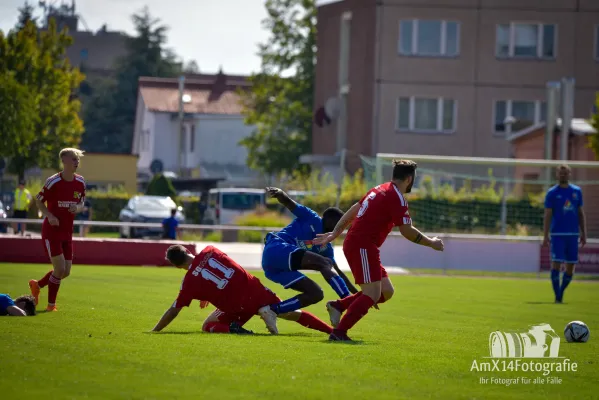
406,268,599,280
1,264,598,400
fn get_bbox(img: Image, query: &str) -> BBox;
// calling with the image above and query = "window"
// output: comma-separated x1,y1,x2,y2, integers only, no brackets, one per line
189,124,195,152
496,23,556,59
494,100,546,133
399,20,460,57
397,97,456,133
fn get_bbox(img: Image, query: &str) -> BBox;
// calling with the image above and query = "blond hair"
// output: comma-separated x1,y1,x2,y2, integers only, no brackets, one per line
59,148,85,159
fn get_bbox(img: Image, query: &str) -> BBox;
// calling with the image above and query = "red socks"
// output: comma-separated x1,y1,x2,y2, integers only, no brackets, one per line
337,294,375,332
333,292,362,312
377,293,387,304
48,274,62,306
296,311,333,334
38,270,53,288
202,322,231,333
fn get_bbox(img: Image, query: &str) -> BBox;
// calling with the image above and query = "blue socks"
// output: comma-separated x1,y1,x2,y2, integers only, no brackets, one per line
550,269,560,300
327,275,350,298
270,296,302,314
559,273,573,302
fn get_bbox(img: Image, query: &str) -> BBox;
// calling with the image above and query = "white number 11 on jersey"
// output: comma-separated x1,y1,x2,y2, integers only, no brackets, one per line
192,258,235,289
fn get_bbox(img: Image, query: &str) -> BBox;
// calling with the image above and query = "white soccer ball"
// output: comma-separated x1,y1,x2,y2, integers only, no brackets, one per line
564,321,590,343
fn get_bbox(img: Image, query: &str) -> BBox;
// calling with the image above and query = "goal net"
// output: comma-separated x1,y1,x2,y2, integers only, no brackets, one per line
360,153,599,238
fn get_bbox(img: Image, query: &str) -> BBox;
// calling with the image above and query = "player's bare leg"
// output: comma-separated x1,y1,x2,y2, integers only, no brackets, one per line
30,253,65,310
299,252,350,299
202,310,254,334
559,263,576,303
330,281,382,341
550,261,562,303
379,277,395,304
279,310,333,334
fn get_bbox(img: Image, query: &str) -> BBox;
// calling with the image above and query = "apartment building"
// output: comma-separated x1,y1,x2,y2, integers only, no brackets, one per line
312,0,599,169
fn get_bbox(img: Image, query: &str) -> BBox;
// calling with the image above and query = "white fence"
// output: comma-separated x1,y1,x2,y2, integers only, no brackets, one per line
4,218,599,273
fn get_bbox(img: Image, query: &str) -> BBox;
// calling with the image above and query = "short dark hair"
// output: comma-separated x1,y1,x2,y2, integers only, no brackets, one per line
557,164,571,172
14,295,36,316
171,208,177,217
392,159,417,181
322,207,344,231
165,245,189,266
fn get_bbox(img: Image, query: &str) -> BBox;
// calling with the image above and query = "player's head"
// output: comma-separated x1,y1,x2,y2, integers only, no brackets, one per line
171,208,177,217
392,159,417,193
322,207,344,232
556,164,571,185
14,295,36,316
165,244,193,269
60,148,84,173
18,179,25,189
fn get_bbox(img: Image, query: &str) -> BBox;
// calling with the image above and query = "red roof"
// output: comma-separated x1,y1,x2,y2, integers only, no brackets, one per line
138,73,251,114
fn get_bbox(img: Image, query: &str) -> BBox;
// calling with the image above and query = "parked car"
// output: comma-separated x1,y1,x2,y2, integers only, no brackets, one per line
204,188,266,225
0,200,7,233
118,195,185,239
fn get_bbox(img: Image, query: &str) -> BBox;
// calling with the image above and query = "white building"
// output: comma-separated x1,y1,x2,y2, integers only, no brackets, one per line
132,73,262,187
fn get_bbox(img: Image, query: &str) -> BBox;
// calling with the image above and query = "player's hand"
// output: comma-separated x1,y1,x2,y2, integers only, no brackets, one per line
199,300,210,309
313,232,335,246
265,187,283,199
580,234,587,248
48,214,59,226
542,236,550,247
429,237,444,251
68,204,79,214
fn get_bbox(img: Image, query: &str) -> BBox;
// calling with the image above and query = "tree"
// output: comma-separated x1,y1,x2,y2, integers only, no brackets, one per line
16,1,38,30
0,19,84,180
239,0,316,177
183,60,200,73
589,94,599,160
145,174,178,200
81,7,180,153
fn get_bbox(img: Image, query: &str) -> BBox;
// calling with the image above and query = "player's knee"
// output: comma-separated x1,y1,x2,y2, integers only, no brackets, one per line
307,285,325,304
202,320,212,332
382,288,395,301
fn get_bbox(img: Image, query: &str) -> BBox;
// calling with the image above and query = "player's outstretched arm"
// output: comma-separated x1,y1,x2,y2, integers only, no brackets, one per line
332,260,358,294
5,305,27,316
151,306,182,332
314,202,360,245
578,206,587,247
265,187,297,212
398,224,444,251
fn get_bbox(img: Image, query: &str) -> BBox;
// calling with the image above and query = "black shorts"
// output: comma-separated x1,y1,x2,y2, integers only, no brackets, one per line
13,210,28,219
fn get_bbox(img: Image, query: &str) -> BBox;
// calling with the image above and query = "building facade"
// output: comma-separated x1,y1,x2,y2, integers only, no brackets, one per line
313,0,599,170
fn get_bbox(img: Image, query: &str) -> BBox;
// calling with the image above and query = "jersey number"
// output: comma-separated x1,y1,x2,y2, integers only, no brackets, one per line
357,192,376,218
192,258,235,289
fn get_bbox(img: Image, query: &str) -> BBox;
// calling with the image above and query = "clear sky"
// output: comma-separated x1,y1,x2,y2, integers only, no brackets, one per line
0,0,273,75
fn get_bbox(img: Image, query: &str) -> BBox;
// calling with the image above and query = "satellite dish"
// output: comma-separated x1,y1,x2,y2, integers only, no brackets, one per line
150,159,164,175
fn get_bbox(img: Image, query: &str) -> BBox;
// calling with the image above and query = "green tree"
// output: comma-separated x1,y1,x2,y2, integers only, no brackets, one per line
0,19,84,180
239,0,316,176
588,94,599,160
145,174,178,201
81,7,180,153
16,1,38,29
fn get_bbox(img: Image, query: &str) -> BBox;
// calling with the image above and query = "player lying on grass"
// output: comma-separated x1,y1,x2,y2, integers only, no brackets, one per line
261,187,357,319
314,160,444,341
151,245,334,335
0,294,36,316
29,148,87,312
543,164,587,303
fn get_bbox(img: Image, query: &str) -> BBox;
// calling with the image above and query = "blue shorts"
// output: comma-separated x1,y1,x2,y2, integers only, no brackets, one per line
551,235,579,264
262,235,306,289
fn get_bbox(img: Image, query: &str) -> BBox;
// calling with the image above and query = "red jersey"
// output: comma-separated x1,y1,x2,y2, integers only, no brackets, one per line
174,246,266,312
345,182,412,248
36,173,86,240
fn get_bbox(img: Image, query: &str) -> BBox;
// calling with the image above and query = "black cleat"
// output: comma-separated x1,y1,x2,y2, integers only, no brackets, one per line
329,329,352,342
229,322,254,335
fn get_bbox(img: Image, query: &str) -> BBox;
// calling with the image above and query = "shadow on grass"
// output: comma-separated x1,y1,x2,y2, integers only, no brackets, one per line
144,331,325,338
525,301,562,305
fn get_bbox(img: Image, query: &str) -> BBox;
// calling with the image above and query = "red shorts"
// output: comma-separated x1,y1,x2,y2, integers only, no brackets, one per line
212,286,280,327
42,236,73,261
343,241,388,284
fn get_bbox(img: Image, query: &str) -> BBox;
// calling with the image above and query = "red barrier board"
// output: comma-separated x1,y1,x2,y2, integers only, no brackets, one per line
0,237,196,266
540,244,599,273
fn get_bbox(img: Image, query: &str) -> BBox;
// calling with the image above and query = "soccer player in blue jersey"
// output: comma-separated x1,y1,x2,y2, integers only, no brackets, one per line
0,293,36,316
262,187,357,318
543,165,587,303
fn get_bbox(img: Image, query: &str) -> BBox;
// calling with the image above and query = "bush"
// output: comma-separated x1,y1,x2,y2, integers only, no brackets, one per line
233,208,291,243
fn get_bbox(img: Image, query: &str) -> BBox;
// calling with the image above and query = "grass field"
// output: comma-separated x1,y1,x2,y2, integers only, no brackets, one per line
1,264,598,400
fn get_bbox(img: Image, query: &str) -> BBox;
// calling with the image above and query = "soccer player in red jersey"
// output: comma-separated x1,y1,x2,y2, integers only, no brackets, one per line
151,245,333,335
28,148,87,312
314,160,444,341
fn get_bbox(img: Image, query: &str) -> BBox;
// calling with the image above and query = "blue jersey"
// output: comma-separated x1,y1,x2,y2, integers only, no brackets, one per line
274,204,335,260
0,294,15,316
162,217,179,239
544,184,583,236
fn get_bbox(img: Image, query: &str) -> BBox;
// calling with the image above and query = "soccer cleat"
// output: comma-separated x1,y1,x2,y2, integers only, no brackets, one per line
46,305,58,312
258,305,278,335
326,301,343,328
329,329,352,342
229,322,254,335
29,280,40,305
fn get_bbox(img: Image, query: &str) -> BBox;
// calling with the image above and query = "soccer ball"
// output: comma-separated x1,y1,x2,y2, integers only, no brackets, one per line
564,321,590,343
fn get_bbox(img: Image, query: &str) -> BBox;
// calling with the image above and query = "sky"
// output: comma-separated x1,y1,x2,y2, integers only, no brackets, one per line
0,0,275,75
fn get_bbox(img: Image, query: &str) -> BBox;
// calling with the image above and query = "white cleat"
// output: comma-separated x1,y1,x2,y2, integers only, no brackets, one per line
258,306,279,335
326,301,342,328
